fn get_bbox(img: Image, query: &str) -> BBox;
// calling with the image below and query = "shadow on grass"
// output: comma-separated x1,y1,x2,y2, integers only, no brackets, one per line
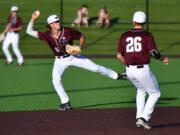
74,97,177,109
0,84,133,98
157,97,178,105
0,81,179,99
89,16,98,26
73,100,136,109
109,17,120,28
26,62,53,66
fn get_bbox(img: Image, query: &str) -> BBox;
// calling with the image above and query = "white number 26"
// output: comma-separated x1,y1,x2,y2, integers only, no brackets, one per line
126,37,142,53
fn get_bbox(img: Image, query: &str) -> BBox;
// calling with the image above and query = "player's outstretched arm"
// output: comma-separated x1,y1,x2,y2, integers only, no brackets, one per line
26,10,40,38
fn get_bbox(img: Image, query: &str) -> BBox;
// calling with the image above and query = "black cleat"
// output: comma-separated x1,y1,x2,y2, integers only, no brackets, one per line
59,102,71,110
136,117,152,129
117,73,128,80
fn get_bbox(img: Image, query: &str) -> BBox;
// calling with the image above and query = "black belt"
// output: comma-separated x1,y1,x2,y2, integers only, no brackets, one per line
127,65,144,68
56,54,70,59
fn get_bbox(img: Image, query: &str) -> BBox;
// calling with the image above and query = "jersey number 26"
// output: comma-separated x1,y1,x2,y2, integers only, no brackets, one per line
126,37,142,53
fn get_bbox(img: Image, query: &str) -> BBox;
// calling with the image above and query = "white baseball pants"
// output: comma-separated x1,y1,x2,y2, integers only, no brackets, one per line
126,64,161,121
52,55,118,104
2,32,24,63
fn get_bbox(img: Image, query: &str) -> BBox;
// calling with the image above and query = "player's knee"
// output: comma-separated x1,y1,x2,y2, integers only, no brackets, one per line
2,44,8,51
52,78,62,86
150,91,161,99
156,92,161,98
91,66,100,72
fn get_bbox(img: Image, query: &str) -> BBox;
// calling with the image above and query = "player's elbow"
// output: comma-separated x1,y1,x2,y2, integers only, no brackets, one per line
81,34,85,39
26,29,30,35
80,34,85,42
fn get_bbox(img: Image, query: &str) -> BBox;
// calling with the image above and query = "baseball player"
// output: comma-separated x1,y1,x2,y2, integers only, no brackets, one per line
26,11,127,110
117,11,168,129
2,6,24,66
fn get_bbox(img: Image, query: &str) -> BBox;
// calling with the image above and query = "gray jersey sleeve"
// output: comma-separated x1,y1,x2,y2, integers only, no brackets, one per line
26,22,39,38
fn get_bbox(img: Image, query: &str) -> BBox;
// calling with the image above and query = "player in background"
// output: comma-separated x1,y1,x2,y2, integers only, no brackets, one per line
2,6,24,66
26,11,127,110
117,11,168,129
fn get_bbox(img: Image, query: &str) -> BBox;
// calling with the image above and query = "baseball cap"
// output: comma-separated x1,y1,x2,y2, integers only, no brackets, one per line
47,15,60,24
11,6,18,12
133,11,146,23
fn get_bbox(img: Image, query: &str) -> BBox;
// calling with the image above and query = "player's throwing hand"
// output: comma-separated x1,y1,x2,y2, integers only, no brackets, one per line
31,10,40,22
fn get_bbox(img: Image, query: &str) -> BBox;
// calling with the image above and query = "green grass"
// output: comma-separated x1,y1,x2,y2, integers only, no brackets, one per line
0,58,179,112
0,0,180,55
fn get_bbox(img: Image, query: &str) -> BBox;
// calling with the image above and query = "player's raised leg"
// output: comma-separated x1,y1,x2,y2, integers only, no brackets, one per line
71,55,118,79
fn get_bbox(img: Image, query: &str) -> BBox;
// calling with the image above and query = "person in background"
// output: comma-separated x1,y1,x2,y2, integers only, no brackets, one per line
2,6,24,66
97,6,110,28
72,5,89,28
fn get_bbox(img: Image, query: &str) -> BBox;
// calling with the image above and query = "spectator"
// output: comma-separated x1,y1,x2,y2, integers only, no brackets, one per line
97,6,110,28
72,5,89,28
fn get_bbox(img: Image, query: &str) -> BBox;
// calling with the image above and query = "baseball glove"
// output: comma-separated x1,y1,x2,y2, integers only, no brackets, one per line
0,33,5,42
65,44,82,55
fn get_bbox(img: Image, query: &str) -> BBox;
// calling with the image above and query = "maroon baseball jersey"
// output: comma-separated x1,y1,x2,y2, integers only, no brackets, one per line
38,27,82,56
117,29,157,65
7,15,23,30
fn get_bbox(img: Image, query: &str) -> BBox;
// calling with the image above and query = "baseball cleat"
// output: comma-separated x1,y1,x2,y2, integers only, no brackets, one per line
59,102,71,110
136,118,142,127
136,117,151,129
117,73,128,80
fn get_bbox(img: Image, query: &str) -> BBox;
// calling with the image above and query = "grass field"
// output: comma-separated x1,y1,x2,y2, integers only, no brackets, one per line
0,58,179,112
0,0,180,55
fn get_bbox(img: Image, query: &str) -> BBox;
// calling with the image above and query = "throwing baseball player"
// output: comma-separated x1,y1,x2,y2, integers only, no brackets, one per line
1,6,24,66
26,11,127,110
117,11,168,129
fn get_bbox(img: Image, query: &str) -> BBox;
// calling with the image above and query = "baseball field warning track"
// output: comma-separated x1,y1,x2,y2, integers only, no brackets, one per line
0,107,180,135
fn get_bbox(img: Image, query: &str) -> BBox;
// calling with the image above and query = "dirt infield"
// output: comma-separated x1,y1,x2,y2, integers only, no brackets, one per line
0,107,180,135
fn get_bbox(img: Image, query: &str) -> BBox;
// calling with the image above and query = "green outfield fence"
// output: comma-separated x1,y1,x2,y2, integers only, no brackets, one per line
0,0,180,56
